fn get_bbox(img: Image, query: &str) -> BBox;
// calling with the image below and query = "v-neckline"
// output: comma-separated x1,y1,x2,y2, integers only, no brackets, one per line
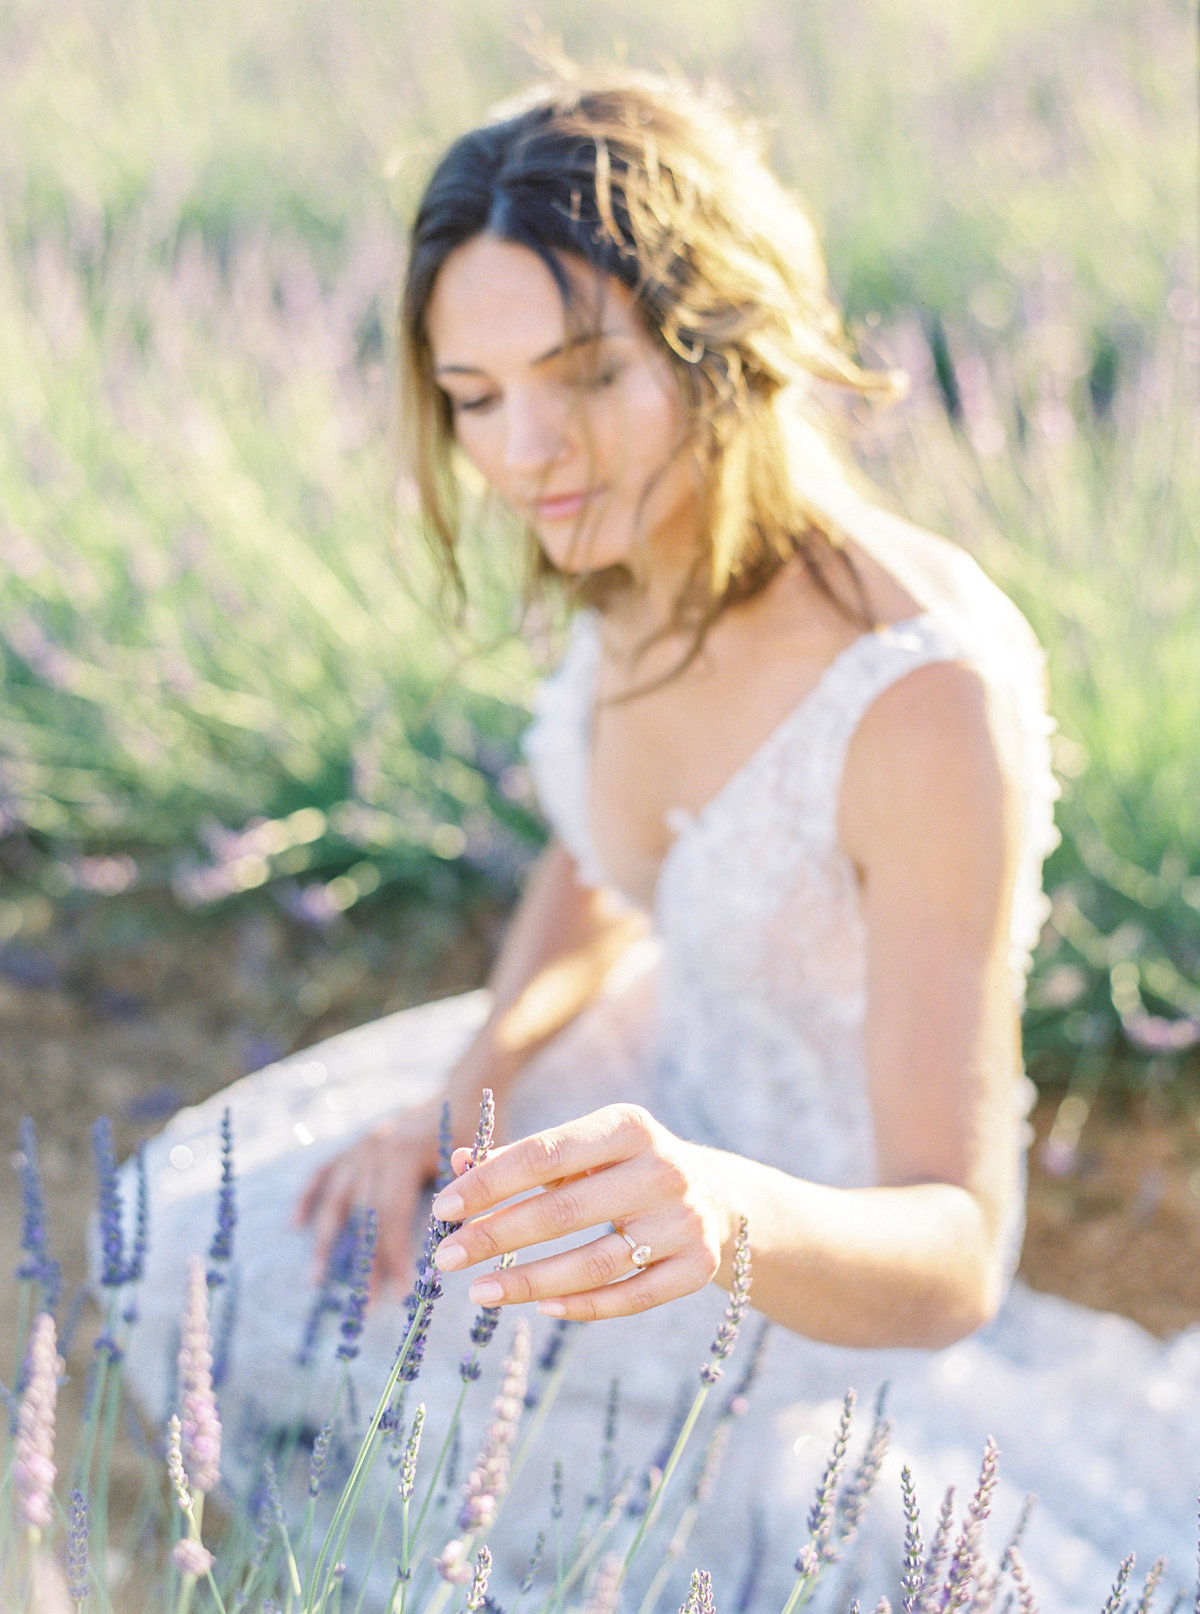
580,610,936,911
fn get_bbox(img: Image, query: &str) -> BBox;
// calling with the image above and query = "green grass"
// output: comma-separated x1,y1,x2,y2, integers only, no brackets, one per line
0,0,1196,1079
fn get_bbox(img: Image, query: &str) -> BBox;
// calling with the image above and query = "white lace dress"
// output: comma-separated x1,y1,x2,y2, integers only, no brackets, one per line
116,596,1200,1611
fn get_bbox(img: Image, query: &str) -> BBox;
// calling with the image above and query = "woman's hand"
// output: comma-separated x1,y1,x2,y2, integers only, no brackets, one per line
293,1101,444,1295
429,1104,732,1320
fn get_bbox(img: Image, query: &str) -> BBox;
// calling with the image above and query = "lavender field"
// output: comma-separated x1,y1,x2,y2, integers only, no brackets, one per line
0,4,1198,1605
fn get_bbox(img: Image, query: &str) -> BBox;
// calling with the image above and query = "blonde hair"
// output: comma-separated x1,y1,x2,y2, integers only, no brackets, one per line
399,67,901,640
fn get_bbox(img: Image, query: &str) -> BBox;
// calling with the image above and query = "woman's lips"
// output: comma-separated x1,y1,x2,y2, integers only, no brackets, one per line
532,488,602,522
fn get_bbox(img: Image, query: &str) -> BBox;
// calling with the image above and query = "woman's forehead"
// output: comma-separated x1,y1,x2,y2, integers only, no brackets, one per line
426,236,633,371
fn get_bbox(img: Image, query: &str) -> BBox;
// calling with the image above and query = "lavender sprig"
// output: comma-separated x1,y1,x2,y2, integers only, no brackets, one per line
14,1311,62,1533
178,1254,222,1494
66,1487,90,1602
16,1117,62,1309
1136,1558,1167,1614
121,1148,150,1327
455,1318,531,1534
805,1389,855,1558
402,1088,496,1384
91,1118,125,1289
700,1217,751,1385
309,1420,334,1499
1006,1545,1038,1614
466,1545,493,1612
207,1108,236,1285
173,1536,216,1578
337,1206,378,1361
1101,1553,1136,1614
462,1252,515,1381
938,1438,999,1611
900,1466,924,1613
681,1568,717,1614
916,1488,956,1612
837,1383,893,1552
397,1404,425,1502
469,1088,495,1166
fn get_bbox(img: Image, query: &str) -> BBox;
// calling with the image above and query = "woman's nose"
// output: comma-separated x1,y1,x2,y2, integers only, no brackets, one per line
503,393,568,474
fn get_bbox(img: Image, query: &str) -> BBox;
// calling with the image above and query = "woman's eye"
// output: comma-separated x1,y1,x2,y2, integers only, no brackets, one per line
450,394,498,415
573,364,622,392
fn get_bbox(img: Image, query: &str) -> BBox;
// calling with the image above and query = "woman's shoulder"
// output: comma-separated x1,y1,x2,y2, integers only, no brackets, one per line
846,503,1045,672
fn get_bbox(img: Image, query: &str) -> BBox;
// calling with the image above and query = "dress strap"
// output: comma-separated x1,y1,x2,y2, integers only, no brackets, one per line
792,612,971,842
792,609,1058,1002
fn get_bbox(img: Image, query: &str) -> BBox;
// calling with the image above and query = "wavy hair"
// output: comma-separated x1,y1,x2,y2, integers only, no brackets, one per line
399,67,901,640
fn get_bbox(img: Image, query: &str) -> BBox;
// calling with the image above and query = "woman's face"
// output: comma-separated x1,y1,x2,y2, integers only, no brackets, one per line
425,235,700,581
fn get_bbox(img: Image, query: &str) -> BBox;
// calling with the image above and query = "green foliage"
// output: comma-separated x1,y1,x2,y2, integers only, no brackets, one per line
0,0,1196,1079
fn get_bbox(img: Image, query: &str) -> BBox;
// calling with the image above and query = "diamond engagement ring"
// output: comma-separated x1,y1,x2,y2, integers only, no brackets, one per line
615,1227,653,1269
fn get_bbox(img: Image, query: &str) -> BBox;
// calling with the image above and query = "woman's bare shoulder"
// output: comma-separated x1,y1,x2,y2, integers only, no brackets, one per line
843,503,1042,658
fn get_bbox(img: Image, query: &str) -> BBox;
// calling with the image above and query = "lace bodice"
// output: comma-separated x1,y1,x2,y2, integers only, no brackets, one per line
523,600,1060,1188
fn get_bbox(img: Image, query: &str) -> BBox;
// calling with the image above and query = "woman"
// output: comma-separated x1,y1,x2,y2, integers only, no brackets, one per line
119,70,1200,1609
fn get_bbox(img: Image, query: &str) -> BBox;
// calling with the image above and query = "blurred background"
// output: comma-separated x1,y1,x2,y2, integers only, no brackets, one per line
1,0,1198,1331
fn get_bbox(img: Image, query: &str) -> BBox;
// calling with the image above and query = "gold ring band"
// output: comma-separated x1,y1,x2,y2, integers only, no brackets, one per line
615,1227,653,1269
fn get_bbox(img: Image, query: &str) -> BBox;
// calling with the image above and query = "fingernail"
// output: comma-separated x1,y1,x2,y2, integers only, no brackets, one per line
435,1242,467,1271
469,1278,504,1305
432,1190,464,1220
537,1300,566,1318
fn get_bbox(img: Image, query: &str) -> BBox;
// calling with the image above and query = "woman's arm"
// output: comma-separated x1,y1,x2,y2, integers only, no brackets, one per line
452,837,650,1124
295,837,646,1289
427,660,1029,1351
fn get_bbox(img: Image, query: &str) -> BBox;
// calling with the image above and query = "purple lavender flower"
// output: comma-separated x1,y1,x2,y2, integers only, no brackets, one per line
939,1438,998,1610
470,1088,495,1166
178,1255,222,1494
455,1319,531,1534
16,1117,62,1309
296,1220,356,1366
900,1466,923,1614
263,1457,286,1528
1101,1553,1135,1614
14,1311,62,1532
91,1117,126,1288
309,1420,333,1499
397,1404,425,1502
436,1099,454,1192
700,1217,751,1386
398,1208,450,1385
1135,1557,1166,1614
434,1537,471,1585
1006,1545,1038,1614
211,1266,239,1389
466,1545,492,1612
803,1390,855,1559
337,1207,378,1362
583,1552,624,1614
0,1378,17,1435
461,1251,516,1382
126,1147,149,1284
66,1488,90,1602
837,1383,892,1551
519,1531,546,1595
173,1536,215,1577
916,1487,956,1611
682,1568,717,1614
207,1108,236,1285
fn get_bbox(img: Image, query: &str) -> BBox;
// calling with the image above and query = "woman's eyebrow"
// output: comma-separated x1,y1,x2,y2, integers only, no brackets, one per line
435,329,626,378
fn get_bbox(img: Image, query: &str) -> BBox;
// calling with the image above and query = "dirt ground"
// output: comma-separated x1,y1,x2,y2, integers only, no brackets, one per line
3,895,1200,1552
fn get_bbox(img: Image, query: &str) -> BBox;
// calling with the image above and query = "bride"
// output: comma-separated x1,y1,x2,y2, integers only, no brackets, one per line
119,68,1200,1609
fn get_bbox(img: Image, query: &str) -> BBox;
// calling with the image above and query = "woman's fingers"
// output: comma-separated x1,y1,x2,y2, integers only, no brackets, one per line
434,1155,648,1273
539,1254,704,1322
462,1224,661,1305
433,1104,655,1222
